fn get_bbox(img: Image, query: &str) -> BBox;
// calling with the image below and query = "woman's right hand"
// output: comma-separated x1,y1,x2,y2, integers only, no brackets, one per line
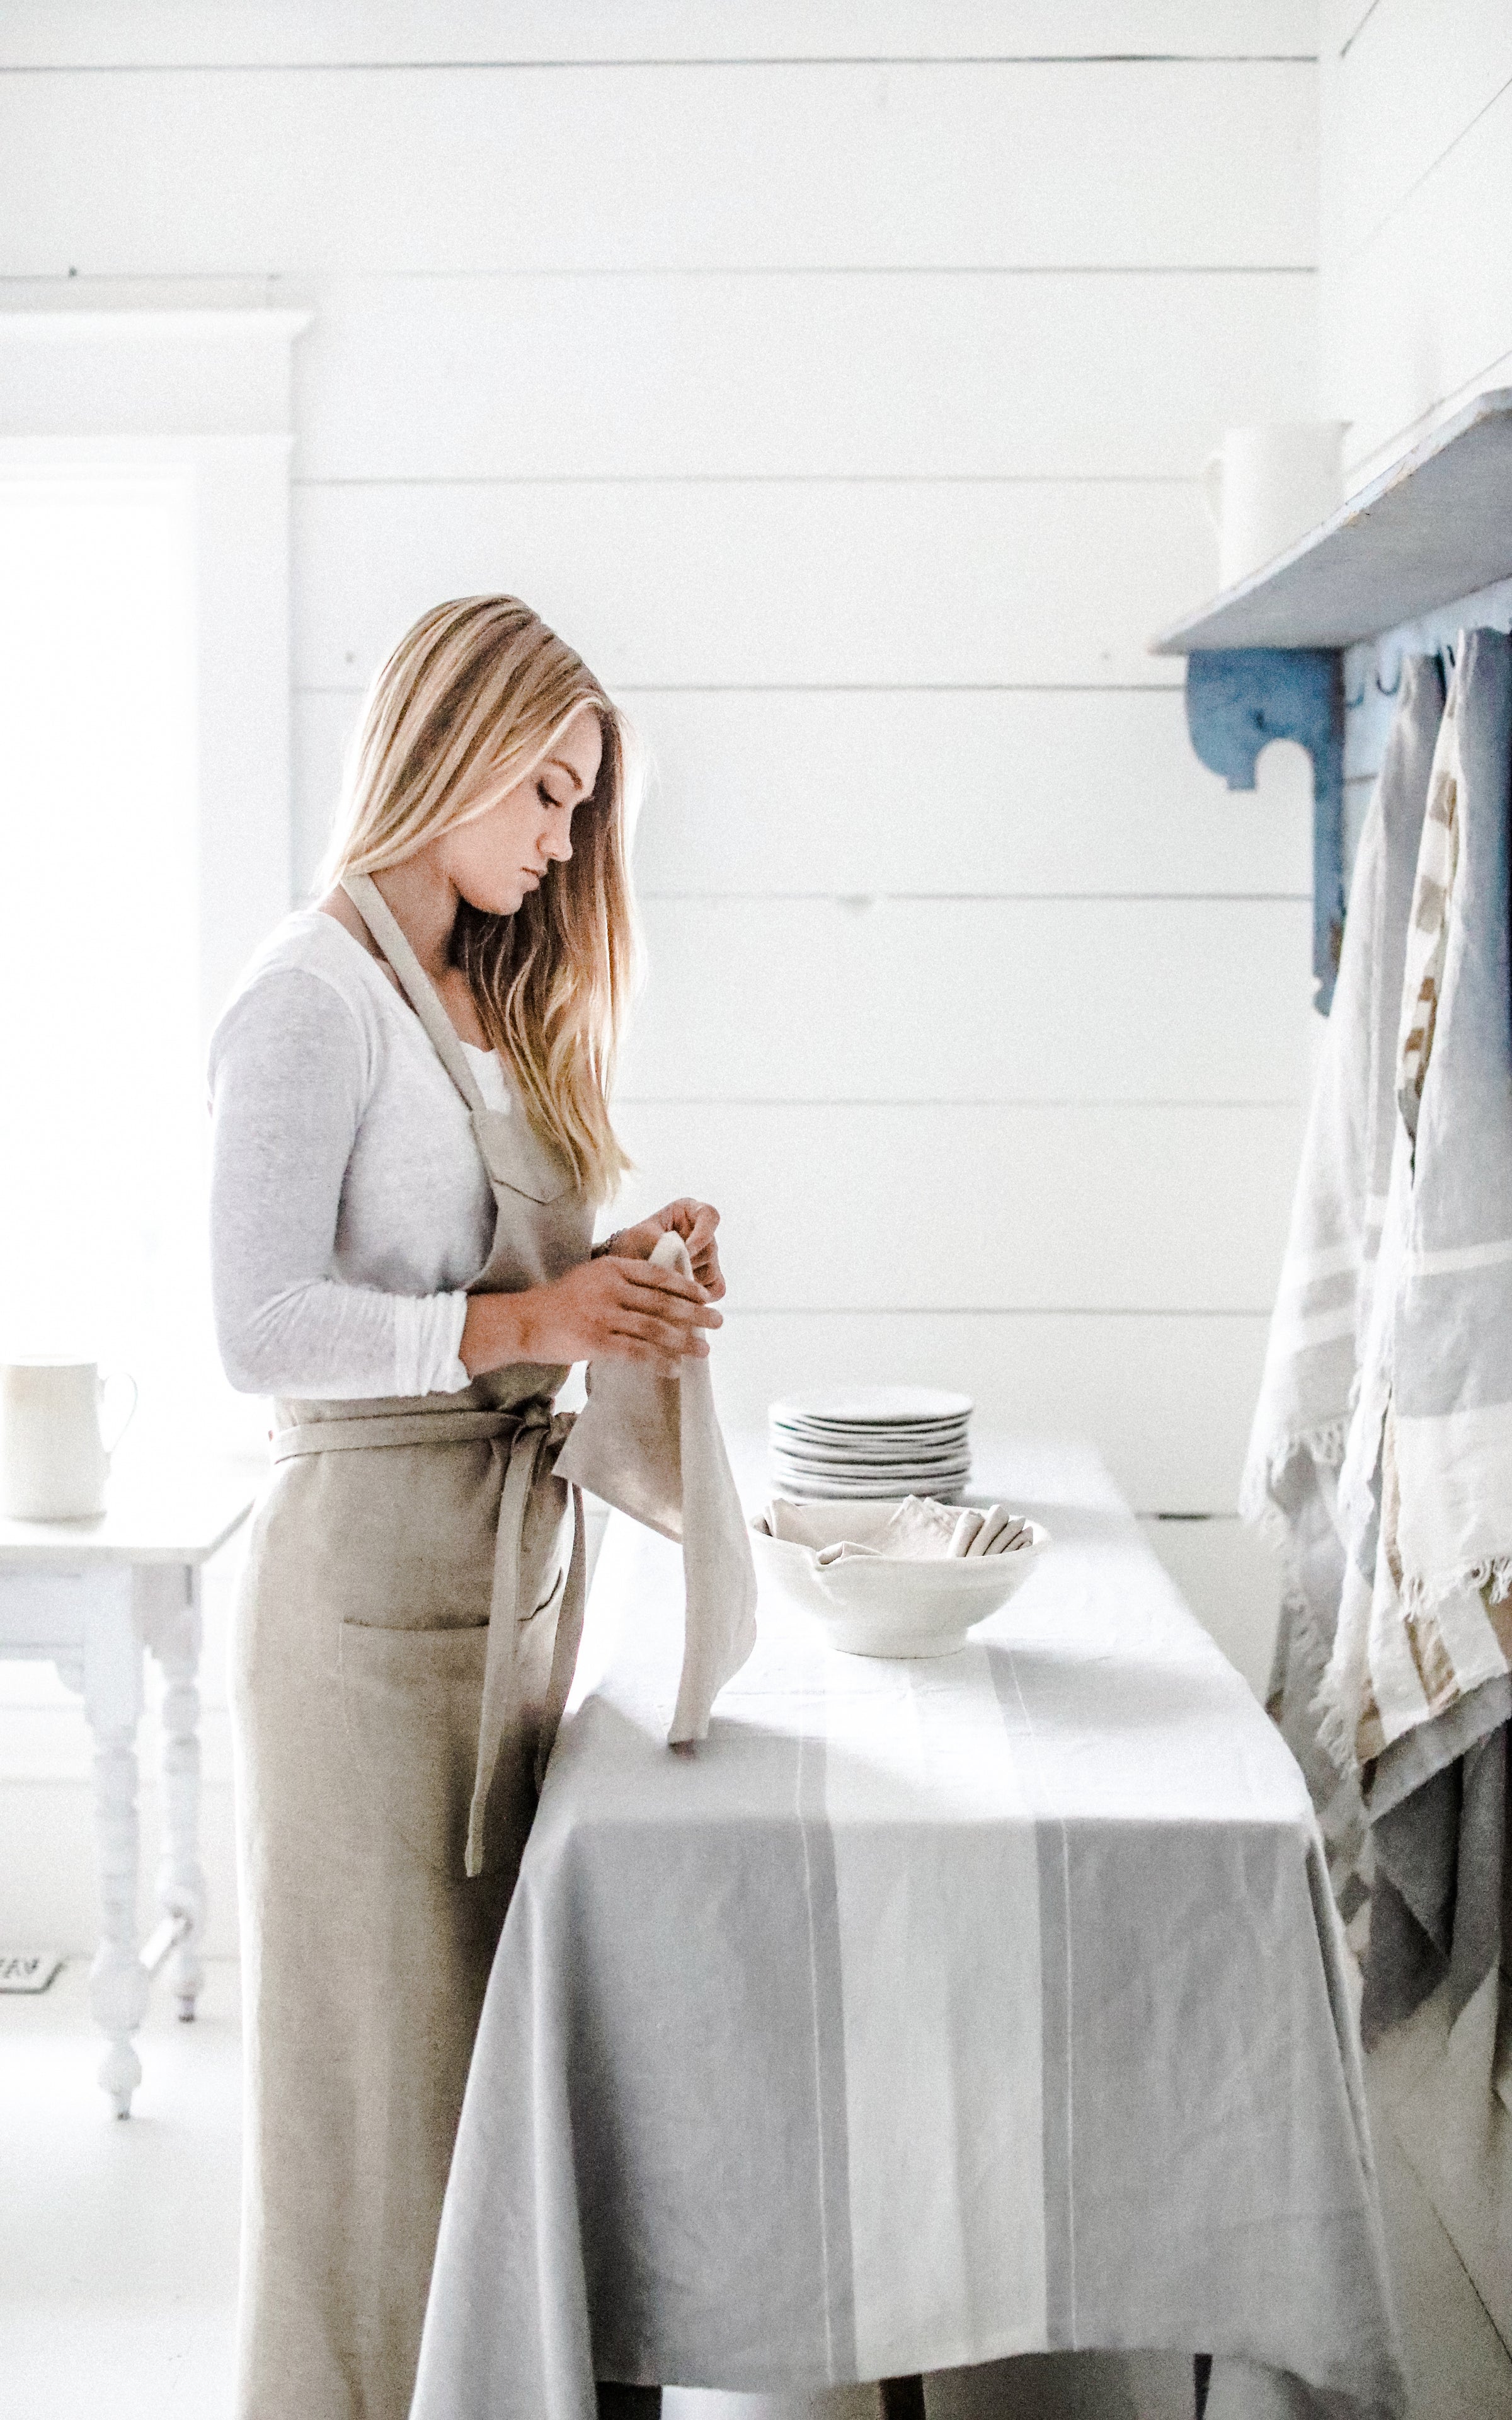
461,1255,721,1380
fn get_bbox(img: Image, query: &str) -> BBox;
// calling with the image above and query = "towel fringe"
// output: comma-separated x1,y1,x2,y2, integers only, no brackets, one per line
1399,1552,1512,1617
1239,1417,1352,1530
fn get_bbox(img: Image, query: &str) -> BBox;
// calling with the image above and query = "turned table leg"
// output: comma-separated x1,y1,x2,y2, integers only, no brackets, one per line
83,1570,149,2117
140,1566,207,2020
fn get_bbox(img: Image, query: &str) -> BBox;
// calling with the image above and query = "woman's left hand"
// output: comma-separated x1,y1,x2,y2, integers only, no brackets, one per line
604,1199,726,1299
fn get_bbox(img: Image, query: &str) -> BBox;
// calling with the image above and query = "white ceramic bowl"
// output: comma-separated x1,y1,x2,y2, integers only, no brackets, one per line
750,1499,1050,1658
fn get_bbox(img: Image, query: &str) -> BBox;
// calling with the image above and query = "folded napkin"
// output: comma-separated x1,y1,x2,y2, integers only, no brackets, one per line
1322,631,1512,1771
765,1493,1031,1566
556,1231,757,1745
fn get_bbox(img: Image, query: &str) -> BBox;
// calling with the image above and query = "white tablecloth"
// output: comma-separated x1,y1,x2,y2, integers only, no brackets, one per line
411,1437,1404,2420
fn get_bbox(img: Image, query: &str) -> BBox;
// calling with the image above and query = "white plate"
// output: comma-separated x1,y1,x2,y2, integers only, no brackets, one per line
772,1432,970,1458
772,1429,970,1453
770,1453,972,1472
774,1422,972,1442
768,1477,968,1502
769,1386,973,1427
774,1413,972,1432
774,1452,972,1471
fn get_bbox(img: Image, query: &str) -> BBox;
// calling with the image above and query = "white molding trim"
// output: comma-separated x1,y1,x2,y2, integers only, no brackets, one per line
0,306,311,441
0,2,1319,70
0,309,311,1040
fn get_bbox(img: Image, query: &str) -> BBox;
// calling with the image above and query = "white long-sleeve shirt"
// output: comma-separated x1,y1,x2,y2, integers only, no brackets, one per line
208,909,515,1400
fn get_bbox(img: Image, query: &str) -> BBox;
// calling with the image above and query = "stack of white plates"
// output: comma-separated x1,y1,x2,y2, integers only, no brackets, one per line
768,1386,973,1502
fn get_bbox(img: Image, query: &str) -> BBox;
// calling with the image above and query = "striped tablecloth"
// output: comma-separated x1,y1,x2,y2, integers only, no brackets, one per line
411,1437,1404,2420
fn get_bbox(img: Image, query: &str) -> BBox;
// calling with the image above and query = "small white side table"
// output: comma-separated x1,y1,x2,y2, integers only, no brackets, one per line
0,1469,256,2116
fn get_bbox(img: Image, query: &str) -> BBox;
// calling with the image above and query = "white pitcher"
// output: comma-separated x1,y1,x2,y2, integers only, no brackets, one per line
1203,421,1349,590
0,1358,137,1520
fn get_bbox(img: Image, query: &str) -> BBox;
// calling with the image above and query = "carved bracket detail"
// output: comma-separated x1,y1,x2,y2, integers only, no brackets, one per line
1184,647,1344,1015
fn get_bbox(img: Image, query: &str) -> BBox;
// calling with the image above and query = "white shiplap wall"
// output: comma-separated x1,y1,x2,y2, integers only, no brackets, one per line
0,3,1323,1949
1321,0,1512,488
1322,2,1512,869
0,0,1324,1514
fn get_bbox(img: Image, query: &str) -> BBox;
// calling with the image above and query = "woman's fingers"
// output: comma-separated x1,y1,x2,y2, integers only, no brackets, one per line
681,1206,725,1293
660,1196,713,1239
613,1310,710,1358
614,1262,721,1325
610,1293,712,1351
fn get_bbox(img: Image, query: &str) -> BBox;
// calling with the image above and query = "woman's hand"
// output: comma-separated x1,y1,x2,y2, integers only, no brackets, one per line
461,1253,721,1380
602,1199,726,1299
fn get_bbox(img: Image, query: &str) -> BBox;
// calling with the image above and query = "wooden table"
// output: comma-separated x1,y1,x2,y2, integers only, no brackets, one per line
0,1466,256,2114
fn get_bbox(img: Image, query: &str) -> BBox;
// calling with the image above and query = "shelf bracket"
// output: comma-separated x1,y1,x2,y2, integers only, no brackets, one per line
1184,647,1344,1015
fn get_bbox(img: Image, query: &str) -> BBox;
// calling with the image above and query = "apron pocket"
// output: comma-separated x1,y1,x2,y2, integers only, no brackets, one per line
338,1620,488,1882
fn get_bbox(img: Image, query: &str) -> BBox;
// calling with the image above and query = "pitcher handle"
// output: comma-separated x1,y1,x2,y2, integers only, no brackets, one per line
100,1369,139,1460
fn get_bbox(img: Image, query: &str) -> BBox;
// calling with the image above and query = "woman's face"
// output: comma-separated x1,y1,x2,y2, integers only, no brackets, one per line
435,703,604,917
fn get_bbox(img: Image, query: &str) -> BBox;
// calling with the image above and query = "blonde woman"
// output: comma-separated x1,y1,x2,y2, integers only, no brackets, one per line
210,598,718,2420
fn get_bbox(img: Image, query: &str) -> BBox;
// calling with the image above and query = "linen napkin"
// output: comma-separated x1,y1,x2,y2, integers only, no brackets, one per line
1322,631,1512,1770
762,1494,1032,1565
555,1230,758,1745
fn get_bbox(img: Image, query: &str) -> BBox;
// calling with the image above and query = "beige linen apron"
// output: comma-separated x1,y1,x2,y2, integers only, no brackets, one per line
231,875,595,2420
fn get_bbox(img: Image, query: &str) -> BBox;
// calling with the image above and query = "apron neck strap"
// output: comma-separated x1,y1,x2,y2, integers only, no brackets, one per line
340,872,488,1119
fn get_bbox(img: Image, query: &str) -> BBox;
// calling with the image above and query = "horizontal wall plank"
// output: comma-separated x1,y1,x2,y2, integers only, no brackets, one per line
0,2,1320,69
0,62,1316,276
705,1309,1270,1512
610,1102,1305,1311
620,899,1318,1102
626,689,1312,897
292,269,1317,483
293,684,1314,904
1322,81,1512,481
1320,0,1512,264
292,480,1215,691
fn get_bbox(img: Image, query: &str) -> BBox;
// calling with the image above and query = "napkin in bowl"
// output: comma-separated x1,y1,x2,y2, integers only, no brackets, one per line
764,1494,1033,1565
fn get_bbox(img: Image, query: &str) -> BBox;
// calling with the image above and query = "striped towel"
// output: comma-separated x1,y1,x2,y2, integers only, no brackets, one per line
1324,630,1512,1768
1241,658,1442,1901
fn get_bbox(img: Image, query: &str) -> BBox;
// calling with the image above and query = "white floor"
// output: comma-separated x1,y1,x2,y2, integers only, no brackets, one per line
3,1960,1509,2420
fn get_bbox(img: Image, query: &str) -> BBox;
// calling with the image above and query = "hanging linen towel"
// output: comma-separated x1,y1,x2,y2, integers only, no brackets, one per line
1323,631,1512,1771
557,1230,758,1744
1241,657,1443,1901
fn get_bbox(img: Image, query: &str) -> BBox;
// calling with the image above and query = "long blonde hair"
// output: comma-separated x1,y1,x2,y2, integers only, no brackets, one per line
322,596,639,1202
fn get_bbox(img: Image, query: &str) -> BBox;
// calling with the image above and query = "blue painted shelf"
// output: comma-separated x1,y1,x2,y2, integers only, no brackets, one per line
1151,390,1512,1012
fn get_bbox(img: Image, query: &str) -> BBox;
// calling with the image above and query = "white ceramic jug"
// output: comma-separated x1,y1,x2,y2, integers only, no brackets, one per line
1202,422,1349,590
0,1359,137,1520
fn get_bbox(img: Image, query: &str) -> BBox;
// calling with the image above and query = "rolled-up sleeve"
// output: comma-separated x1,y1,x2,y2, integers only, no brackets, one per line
209,969,469,1399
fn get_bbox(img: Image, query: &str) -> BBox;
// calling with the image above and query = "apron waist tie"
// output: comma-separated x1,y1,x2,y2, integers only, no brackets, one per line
272,1400,584,1878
